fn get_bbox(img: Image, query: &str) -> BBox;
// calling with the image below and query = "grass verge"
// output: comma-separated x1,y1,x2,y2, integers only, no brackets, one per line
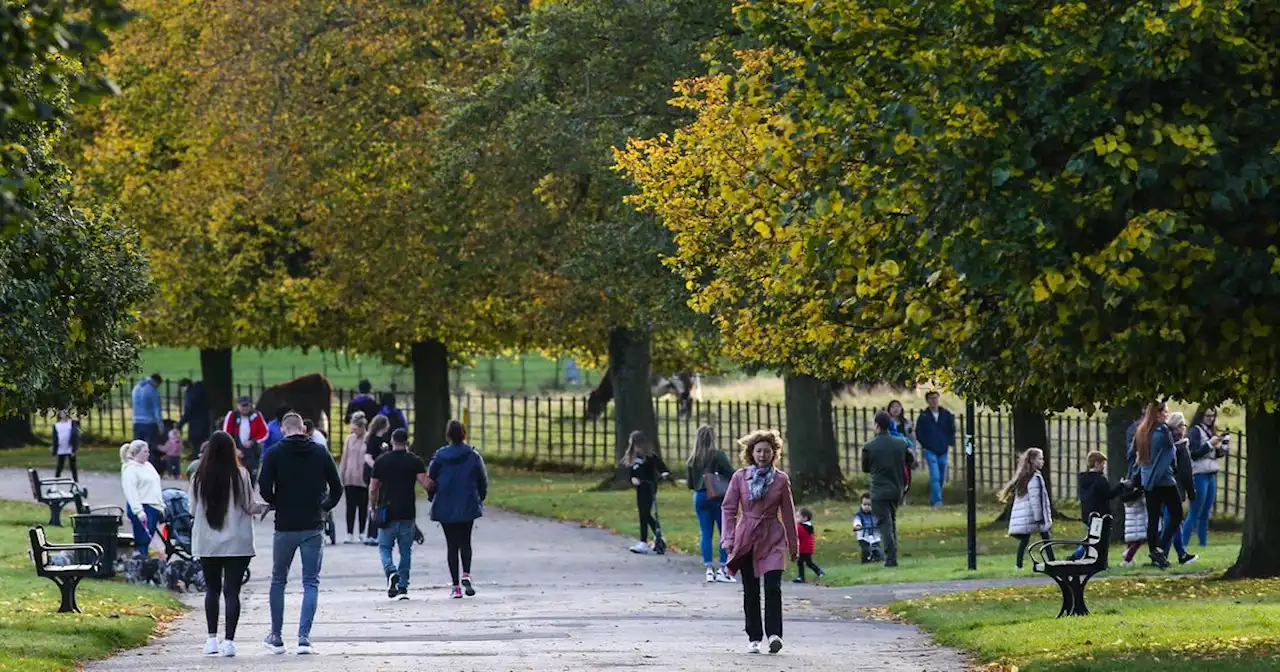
0,500,184,671
890,577,1280,670
0,444,127,475
483,469,1242,587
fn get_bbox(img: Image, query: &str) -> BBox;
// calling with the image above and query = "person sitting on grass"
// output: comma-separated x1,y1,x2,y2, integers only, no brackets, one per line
1071,451,1126,562
852,494,882,564
793,508,824,583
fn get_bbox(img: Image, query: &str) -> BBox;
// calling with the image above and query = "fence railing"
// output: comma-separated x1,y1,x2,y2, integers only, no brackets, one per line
33,382,1249,519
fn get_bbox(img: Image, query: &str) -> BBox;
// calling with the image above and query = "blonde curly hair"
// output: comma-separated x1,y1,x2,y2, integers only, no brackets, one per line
737,429,785,467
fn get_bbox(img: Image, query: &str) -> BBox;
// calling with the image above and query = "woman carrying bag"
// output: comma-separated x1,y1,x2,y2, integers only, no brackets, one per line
686,424,735,583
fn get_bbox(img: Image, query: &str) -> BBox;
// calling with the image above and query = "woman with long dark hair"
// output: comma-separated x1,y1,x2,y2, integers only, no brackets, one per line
427,420,488,599
1129,401,1180,569
191,431,266,658
363,414,392,545
1183,406,1226,547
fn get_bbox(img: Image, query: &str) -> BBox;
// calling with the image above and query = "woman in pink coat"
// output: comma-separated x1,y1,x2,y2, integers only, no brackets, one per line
721,429,798,655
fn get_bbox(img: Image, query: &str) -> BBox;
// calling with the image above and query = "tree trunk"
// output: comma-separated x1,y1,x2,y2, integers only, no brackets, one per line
783,374,846,501
1226,402,1280,578
411,340,450,460
201,347,234,430
602,326,659,489
1106,403,1140,542
0,414,36,448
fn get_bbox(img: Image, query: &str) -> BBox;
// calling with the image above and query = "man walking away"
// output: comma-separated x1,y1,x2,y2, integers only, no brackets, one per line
369,428,428,600
258,413,342,655
915,391,956,507
862,411,914,567
132,374,164,464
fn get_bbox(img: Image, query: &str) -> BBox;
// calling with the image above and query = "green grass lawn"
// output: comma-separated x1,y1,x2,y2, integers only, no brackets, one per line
482,469,1242,587
0,500,183,671
891,578,1280,670
0,444,128,475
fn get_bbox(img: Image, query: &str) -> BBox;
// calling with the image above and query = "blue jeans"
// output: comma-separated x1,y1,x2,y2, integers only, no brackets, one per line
1161,502,1188,559
693,490,727,566
379,520,415,590
924,450,948,506
269,530,323,639
1182,473,1216,547
126,504,160,557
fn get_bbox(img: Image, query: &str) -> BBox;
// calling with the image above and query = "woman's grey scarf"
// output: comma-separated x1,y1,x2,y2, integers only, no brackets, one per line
747,465,775,501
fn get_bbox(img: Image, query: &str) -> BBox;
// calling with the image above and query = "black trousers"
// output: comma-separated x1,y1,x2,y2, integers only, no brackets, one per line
1014,532,1053,568
441,521,475,586
1145,485,1182,559
740,557,783,641
636,485,656,543
797,553,822,579
199,556,251,640
55,454,78,482
344,485,368,536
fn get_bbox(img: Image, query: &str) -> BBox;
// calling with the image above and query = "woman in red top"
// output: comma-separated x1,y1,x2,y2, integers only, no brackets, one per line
794,507,823,583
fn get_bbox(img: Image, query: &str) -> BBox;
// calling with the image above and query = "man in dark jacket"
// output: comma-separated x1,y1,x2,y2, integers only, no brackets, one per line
862,411,914,567
915,391,956,507
345,379,380,424
176,379,209,458
258,413,342,656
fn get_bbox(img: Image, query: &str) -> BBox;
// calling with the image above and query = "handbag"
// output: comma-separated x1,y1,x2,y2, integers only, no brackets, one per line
705,469,731,500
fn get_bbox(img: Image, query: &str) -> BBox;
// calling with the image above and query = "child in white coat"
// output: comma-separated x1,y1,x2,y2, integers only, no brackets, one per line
1001,448,1054,569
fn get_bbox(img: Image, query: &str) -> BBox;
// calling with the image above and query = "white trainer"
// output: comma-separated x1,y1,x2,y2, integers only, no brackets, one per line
705,567,715,583
715,569,737,583
768,635,783,654
629,542,651,554
203,637,219,656
220,640,237,658
747,641,762,654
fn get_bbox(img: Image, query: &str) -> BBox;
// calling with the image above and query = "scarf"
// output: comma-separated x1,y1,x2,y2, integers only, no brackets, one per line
747,465,775,501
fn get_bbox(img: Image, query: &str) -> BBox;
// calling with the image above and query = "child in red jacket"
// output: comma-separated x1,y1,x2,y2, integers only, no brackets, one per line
793,508,824,583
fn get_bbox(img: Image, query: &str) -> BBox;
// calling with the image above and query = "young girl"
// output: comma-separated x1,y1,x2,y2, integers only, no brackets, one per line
793,508,823,583
1001,448,1054,569
162,426,184,478
623,430,669,554
1121,482,1148,565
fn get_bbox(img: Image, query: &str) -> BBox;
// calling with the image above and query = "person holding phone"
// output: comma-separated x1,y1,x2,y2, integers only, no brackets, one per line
1184,407,1227,547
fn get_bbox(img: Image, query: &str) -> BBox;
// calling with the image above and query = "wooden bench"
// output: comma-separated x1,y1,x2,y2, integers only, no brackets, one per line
28,469,85,526
29,525,103,613
1029,513,1111,617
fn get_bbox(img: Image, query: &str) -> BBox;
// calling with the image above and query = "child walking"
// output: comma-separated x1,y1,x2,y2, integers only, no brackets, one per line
161,424,184,479
1072,451,1125,561
624,431,669,554
1001,448,1055,569
793,508,823,583
853,494,882,563
1121,484,1147,565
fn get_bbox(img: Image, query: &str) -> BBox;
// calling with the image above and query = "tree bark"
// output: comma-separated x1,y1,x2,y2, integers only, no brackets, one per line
783,374,846,501
411,340,451,460
602,326,659,489
1106,403,1141,542
1226,402,1280,578
201,347,234,431
0,414,36,449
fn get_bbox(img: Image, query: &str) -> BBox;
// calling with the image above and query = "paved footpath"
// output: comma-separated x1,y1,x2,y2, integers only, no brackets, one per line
3,469,992,671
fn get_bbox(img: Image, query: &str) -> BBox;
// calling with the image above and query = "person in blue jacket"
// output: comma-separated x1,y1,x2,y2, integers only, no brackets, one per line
427,420,488,599
1128,401,1181,569
915,392,956,506
259,406,290,464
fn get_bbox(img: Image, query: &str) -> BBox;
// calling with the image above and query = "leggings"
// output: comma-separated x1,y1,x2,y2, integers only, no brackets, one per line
55,454,78,482
441,521,474,586
344,486,368,536
1123,541,1144,563
199,556,251,640
1013,532,1054,568
636,484,656,543
1145,485,1182,560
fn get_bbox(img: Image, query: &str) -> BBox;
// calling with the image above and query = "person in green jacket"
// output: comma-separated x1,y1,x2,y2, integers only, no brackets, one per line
687,424,736,583
862,411,914,567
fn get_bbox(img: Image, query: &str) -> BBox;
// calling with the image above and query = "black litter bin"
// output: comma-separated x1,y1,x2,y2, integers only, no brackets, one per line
72,513,120,578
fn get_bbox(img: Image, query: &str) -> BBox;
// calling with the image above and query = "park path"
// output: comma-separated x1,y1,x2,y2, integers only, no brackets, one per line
2,468,987,671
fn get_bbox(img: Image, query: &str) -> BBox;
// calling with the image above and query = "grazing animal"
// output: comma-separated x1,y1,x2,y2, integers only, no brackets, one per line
585,369,696,420
255,373,333,433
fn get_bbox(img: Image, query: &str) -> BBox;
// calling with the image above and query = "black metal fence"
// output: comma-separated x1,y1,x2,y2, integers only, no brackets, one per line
36,382,1249,519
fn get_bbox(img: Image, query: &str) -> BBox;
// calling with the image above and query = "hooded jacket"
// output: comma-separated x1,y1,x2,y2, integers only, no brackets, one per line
258,434,342,532
428,443,488,523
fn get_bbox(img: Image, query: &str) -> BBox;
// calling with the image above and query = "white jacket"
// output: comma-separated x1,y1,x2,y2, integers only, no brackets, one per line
1124,498,1148,543
121,461,163,518
1007,472,1052,536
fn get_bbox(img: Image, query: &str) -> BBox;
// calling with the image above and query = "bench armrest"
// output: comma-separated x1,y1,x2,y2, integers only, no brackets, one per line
42,541,104,555
1028,538,1093,565
40,477,79,486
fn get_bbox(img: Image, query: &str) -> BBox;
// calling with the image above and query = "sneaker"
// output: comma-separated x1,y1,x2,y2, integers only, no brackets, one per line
705,568,716,583
715,569,736,583
461,576,476,597
1151,554,1171,570
297,636,315,655
220,640,237,658
792,577,806,584
1121,559,1135,567
363,537,378,546
263,633,285,655
747,641,762,654
204,637,219,656
386,573,398,600
629,541,651,554
344,534,354,544
884,560,899,568
451,586,463,599
397,587,409,601
768,635,783,654
1179,554,1198,566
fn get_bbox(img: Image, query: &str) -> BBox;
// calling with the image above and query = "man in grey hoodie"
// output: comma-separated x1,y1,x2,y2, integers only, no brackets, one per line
258,413,342,655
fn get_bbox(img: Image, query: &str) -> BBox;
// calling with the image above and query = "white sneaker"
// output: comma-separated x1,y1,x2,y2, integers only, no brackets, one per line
768,635,783,654
203,637,219,656
715,569,736,583
297,637,315,655
705,568,716,583
1121,559,1135,567
629,542,651,554
344,534,354,544
747,641,762,654
220,640,237,658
